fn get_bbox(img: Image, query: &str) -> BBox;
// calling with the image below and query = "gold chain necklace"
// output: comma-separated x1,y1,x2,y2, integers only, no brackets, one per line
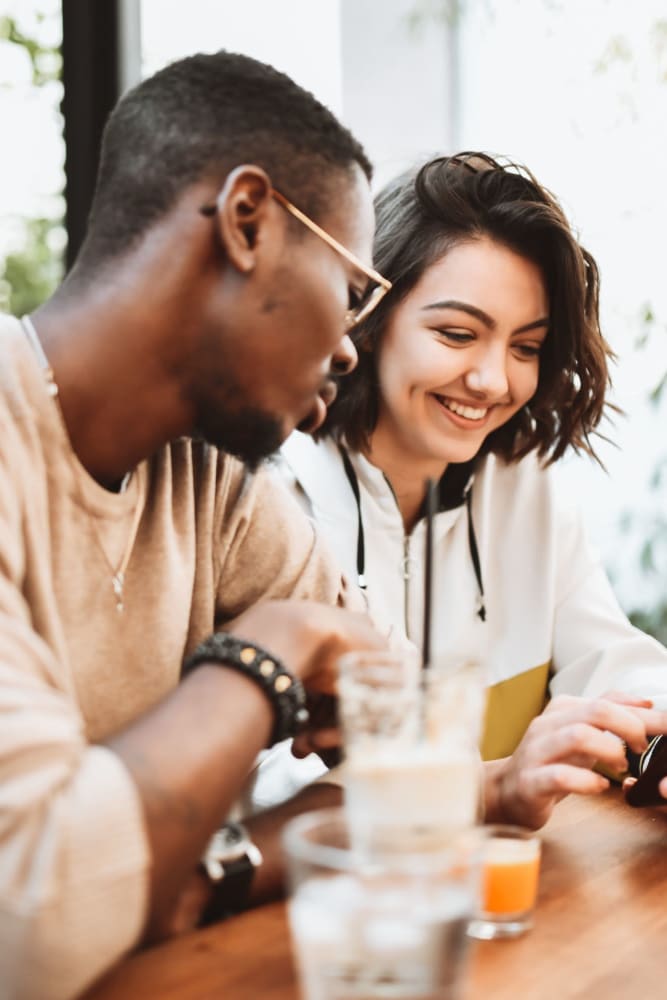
21,315,143,613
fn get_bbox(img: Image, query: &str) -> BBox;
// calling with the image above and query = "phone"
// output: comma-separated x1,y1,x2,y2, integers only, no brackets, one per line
624,735,667,808
306,693,342,769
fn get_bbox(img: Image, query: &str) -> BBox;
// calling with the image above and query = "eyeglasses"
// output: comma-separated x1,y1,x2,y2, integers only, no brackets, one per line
200,188,392,330
271,190,392,329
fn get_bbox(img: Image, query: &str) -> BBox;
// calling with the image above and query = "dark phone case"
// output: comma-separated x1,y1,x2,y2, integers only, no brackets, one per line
624,735,667,808
306,693,342,769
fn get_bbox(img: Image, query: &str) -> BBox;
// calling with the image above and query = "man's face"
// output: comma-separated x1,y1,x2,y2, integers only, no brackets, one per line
191,165,375,465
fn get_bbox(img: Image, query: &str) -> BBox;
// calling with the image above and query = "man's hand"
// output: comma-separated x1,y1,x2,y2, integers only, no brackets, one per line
485,692,667,830
224,600,387,693
224,601,387,765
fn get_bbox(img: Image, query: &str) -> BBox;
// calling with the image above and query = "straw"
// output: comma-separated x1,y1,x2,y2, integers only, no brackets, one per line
422,477,437,670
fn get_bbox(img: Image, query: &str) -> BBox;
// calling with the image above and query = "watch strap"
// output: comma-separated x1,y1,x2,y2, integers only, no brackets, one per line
200,853,257,925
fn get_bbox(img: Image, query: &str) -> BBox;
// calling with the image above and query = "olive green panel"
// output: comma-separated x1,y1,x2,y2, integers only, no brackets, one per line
480,661,551,761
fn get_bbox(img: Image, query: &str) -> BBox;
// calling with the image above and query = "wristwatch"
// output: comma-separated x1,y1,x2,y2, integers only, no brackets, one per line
199,821,263,925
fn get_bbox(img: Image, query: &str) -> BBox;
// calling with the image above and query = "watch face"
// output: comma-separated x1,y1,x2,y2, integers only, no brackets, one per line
209,822,247,861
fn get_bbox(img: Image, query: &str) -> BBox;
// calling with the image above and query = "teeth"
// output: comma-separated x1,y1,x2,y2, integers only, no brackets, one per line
440,398,487,421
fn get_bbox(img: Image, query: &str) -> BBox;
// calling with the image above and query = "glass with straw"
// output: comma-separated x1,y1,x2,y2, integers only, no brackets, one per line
337,480,486,855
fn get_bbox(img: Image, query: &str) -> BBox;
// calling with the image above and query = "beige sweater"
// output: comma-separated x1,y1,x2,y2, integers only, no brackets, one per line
0,315,343,998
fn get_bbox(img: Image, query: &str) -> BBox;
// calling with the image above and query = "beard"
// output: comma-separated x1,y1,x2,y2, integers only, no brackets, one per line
193,401,285,469
184,323,297,468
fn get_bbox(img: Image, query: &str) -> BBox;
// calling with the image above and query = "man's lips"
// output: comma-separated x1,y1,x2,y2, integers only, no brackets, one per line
296,380,338,435
318,379,338,408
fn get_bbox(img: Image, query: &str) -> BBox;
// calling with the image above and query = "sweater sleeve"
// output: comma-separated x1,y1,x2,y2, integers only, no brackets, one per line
549,499,667,705
0,446,150,999
212,457,368,816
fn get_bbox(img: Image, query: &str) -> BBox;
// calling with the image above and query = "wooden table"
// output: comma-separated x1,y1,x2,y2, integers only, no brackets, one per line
86,792,667,999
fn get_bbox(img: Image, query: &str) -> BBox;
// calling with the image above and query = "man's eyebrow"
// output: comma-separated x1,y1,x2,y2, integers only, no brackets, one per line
421,299,549,335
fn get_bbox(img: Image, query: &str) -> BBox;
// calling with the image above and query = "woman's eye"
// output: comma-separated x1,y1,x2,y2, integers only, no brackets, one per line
514,343,542,358
348,287,363,311
436,329,474,344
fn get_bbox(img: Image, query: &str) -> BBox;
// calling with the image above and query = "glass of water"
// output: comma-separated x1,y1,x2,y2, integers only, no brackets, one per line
337,649,486,853
283,807,481,1000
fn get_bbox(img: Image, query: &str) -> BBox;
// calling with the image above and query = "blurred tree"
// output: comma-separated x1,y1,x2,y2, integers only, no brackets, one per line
0,218,62,316
597,16,667,641
0,7,64,315
622,306,667,642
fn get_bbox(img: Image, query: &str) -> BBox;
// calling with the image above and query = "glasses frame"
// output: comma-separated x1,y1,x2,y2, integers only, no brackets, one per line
271,189,391,329
200,187,392,329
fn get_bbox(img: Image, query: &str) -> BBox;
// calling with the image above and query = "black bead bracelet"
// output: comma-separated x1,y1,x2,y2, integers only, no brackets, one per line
182,632,309,747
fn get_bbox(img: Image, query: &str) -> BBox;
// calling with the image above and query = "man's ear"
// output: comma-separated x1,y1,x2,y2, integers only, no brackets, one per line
215,165,274,273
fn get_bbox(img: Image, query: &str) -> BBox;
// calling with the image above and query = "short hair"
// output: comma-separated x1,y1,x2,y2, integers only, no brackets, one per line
322,152,613,465
75,50,372,272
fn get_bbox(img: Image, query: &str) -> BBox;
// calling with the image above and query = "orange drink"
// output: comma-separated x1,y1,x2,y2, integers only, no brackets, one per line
469,825,541,940
483,835,541,914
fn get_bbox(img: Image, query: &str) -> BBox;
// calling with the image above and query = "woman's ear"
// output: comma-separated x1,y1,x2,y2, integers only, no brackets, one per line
214,165,274,273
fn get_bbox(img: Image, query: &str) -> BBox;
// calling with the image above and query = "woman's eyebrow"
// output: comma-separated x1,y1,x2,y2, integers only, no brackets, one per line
513,318,549,335
421,300,549,335
421,299,496,328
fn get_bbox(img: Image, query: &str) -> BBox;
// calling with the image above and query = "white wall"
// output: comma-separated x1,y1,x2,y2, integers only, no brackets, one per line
340,0,456,188
140,0,457,191
140,0,344,115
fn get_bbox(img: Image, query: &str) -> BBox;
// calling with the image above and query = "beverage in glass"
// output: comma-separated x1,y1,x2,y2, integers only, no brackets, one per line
284,808,480,1000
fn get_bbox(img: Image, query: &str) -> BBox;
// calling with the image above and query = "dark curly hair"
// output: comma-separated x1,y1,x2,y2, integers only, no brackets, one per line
321,152,613,465
74,50,372,276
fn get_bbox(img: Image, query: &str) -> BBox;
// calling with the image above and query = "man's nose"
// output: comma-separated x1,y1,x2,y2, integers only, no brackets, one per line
330,333,358,376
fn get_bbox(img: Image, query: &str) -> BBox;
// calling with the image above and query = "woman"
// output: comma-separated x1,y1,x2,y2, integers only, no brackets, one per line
280,152,667,826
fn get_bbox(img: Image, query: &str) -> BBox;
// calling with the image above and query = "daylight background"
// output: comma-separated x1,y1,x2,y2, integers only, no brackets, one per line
1,0,665,638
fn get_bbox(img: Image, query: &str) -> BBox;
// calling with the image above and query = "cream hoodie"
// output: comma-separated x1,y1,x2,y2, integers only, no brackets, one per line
279,431,667,760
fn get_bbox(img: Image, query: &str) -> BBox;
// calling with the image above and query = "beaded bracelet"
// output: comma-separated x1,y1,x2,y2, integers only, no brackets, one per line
182,632,309,747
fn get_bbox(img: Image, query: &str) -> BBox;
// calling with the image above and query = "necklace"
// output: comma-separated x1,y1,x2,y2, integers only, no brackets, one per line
21,314,142,613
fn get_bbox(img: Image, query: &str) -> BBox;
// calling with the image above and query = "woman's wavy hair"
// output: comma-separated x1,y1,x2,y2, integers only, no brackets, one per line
321,152,613,465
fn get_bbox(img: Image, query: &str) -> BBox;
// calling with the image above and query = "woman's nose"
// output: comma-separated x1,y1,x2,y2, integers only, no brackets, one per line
330,333,358,376
464,350,509,398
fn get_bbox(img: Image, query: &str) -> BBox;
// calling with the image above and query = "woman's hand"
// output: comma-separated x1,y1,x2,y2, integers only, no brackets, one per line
485,692,667,830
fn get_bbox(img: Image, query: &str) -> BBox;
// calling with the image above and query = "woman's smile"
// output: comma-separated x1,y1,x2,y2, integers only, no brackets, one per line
432,393,491,424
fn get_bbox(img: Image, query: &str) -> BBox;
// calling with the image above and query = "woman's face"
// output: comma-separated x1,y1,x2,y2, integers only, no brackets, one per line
373,236,549,470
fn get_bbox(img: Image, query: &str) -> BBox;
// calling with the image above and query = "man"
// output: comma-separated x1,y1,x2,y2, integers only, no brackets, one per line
0,51,389,997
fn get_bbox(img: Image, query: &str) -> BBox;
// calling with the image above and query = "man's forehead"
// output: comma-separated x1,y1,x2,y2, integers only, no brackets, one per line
322,166,375,260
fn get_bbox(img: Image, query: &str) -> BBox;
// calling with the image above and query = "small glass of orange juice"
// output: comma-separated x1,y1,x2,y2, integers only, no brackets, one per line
468,825,541,939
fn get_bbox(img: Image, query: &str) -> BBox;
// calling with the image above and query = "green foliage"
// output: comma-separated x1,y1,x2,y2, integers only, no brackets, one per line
0,218,63,316
405,0,465,31
0,7,64,316
629,606,667,647
0,13,62,86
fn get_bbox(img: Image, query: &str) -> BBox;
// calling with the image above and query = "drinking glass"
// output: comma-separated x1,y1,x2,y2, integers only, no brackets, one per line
467,824,542,940
283,807,481,1000
337,649,486,853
